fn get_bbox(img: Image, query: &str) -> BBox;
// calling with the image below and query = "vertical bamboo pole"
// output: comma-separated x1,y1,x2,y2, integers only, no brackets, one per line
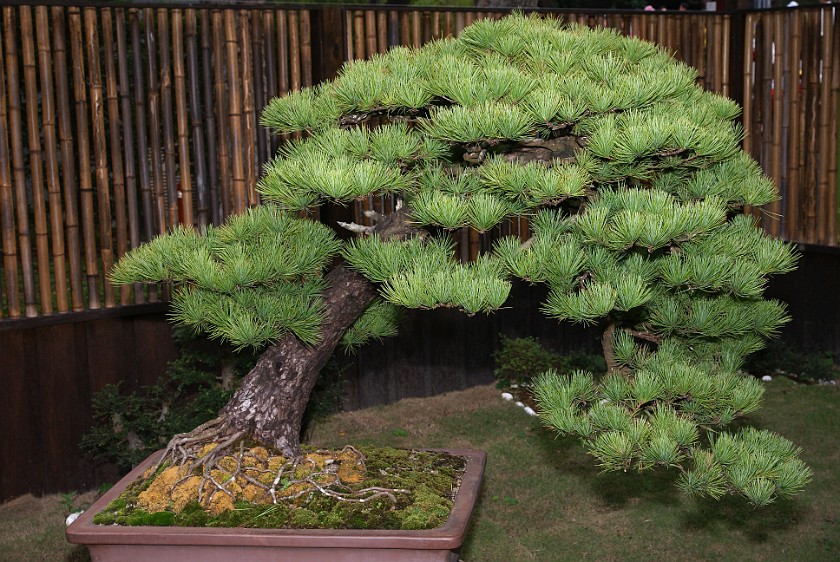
251,12,267,170
263,12,278,156
444,11,453,39
346,9,354,59
212,11,231,219
387,10,398,47
225,9,246,216
377,10,387,52
786,9,801,241
432,11,441,41
301,10,312,89
84,8,116,307
412,10,421,48
818,7,834,244
277,11,289,96
131,10,154,248
803,10,819,243
187,9,209,228
743,13,755,156
400,11,411,46
768,12,784,239
172,9,193,225
0,19,19,317
289,11,301,91
68,8,99,308
239,11,258,207
831,9,840,245
721,15,731,97
455,12,465,36
114,9,143,304
36,6,70,312
365,10,376,57
199,11,219,225
51,7,84,311
145,8,166,234
353,11,365,59
158,10,178,227
20,6,54,314
101,9,130,305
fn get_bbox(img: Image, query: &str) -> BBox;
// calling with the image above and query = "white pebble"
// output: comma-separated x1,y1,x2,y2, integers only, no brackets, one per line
523,406,537,416
515,401,525,408
761,375,773,382
501,392,514,401
66,511,83,526
599,398,610,405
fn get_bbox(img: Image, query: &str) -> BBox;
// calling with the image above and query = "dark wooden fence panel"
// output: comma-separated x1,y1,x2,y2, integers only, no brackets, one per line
0,307,177,500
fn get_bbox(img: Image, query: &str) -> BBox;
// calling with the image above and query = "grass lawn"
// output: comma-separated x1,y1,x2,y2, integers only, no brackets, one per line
2,378,837,561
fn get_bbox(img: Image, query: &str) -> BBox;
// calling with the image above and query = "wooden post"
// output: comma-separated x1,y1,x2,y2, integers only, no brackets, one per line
0,14,19,317
172,9,194,226
186,9,209,228
225,9,246,216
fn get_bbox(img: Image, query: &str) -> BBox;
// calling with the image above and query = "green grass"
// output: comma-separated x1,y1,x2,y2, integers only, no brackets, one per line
2,378,838,561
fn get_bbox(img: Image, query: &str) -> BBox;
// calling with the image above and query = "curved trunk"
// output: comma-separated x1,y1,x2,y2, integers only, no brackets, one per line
220,264,377,457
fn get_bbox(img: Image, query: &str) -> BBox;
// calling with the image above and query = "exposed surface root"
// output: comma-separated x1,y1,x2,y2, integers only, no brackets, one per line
140,418,409,515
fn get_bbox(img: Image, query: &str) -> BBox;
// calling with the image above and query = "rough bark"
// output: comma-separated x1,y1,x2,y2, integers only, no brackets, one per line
218,209,422,458
220,263,377,457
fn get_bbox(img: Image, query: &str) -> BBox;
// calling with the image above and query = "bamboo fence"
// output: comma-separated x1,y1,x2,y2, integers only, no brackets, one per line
0,4,836,320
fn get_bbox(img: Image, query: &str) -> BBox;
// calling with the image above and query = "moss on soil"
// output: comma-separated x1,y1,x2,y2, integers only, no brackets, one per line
92,445,465,530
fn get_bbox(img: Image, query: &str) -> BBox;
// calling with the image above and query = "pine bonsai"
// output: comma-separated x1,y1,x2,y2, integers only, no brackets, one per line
113,13,810,508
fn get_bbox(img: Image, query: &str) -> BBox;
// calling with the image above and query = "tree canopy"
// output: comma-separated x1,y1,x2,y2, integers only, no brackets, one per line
113,13,810,507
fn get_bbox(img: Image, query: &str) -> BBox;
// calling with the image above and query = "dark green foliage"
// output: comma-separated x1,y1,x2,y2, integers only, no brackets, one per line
82,328,348,471
492,335,606,388
81,328,257,470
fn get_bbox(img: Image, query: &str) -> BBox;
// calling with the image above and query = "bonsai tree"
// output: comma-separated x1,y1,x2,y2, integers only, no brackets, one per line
113,13,810,507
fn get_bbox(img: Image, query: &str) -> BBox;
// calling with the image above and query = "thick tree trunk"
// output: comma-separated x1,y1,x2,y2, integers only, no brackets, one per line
220,264,377,457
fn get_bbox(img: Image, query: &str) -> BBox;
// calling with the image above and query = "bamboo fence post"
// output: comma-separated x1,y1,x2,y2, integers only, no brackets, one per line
277,11,289,95
199,11,219,225
130,11,153,255
101,9,130,305
289,11,301,91
144,8,166,235
263,11,278,156
412,10,421,48
365,10,376,57
400,11,410,46
157,10,178,228
69,7,100,309
21,6,54,314
186,9,209,228
212,10,231,219
251,12,267,171
759,16,774,228
300,10,312,88
172,9,194,226
353,11,364,59
785,9,801,241
239,11,258,207
831,9,840,245
84,7,116,307
50,7,84,311
455,11,465,36
767,11,783,238
818,7,834,244
36,6,70,312
225,9,246,216
743,13,754,156
115,10,141,268
803,10,819,243
0,18,19,317
377,10,387,52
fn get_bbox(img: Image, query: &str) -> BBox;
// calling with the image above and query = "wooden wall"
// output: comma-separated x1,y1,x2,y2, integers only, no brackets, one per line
0,305,177,500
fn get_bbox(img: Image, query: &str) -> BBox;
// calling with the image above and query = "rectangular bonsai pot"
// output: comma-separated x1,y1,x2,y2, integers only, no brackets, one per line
67,448,486,562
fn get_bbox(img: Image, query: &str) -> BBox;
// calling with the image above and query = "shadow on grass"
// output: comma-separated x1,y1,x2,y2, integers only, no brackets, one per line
681,495,808,542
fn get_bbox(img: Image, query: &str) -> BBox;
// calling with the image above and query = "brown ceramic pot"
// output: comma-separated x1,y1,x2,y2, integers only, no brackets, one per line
66,448,486,562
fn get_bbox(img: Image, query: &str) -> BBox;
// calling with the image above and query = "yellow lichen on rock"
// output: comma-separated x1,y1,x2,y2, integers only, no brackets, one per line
137,466,189,513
